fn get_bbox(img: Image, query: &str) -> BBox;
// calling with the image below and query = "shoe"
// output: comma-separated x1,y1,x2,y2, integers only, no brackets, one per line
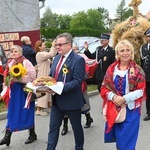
84,113,93,128
0,130,12,146
84,117,93,128
143,115,150,121
61,117,68,136
61,126,68,136
36,110,48,116
25,133,37,144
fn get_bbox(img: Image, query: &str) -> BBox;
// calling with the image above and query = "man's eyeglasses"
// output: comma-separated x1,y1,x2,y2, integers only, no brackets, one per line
55,42,68,47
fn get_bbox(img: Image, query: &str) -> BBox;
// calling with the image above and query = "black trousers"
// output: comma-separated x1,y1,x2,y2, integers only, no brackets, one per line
97,80,102,92
146,82,150,115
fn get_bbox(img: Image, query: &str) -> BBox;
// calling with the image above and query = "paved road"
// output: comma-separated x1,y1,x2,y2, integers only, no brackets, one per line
0,93,150,150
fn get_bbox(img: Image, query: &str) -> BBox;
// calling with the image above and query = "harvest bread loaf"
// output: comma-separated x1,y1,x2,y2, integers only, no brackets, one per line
33,76,57,86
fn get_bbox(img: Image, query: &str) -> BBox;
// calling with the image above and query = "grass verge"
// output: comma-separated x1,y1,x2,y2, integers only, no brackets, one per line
87,84,97,92
0,101,7,113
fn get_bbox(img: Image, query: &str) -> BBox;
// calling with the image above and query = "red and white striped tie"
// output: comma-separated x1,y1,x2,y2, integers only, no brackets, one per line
54,56,65,80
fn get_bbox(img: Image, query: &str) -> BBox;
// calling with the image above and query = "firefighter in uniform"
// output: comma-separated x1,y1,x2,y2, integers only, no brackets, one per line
140,28,150,121
84,34,115,92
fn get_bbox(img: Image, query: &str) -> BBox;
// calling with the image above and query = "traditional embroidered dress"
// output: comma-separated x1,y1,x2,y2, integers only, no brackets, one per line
101,60,146,150
3,56,36,132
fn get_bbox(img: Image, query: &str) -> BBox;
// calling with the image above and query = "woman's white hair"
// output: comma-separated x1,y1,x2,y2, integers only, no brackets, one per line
115,39,134,60
10,45,23,54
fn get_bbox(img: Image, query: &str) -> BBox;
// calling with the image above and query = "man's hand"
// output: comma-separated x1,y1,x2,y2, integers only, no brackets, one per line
84,42,88,51
45,89,55,94
36,86,55,94
52,39,56,47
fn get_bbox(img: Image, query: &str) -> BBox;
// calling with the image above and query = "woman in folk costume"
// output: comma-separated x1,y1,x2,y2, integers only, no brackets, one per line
0,45,36,147
101,40,146,150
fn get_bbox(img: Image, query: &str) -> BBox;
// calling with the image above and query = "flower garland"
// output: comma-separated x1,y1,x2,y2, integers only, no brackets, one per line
118,19,140,33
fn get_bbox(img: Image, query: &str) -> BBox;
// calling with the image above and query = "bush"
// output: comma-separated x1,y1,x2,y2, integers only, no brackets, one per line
0,101,7,112
45,41,52,48
40,27,103,39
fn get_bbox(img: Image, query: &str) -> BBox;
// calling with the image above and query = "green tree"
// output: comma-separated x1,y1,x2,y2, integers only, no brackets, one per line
40,7,59,28
70,9,108,32
57,14,72,30
97,7,110,27
122,8,133,20
115,0,127,22
70,11,88,29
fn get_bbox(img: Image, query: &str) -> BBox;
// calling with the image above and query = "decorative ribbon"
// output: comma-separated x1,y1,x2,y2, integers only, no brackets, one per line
63,74,66,84
1,86,10,107
24,92,33,109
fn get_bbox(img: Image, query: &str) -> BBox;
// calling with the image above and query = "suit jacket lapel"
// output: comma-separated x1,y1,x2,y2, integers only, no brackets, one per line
57,51,74,80
64,51,74,64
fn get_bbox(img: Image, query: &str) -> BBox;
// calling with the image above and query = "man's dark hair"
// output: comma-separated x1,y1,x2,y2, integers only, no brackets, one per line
56,33,73,46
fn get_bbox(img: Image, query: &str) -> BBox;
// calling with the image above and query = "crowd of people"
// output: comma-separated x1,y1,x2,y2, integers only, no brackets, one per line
0,28,150,149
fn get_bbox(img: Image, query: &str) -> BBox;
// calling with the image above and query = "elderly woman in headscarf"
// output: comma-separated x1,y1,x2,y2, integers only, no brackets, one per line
0,45,36,147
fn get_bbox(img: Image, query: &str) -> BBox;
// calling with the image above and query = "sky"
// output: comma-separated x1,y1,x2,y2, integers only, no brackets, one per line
40,0,149,19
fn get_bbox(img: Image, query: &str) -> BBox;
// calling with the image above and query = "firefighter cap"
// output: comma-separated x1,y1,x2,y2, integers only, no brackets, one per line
144,28,150,36
100,34,110,40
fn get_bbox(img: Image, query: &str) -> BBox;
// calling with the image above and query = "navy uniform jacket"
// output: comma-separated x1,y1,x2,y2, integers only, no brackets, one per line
50,51,85,110
84,45,115,81
140,43,150,82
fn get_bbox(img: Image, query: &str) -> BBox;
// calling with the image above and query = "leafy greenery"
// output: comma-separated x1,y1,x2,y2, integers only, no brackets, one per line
0,101,7,113
40,7,110,39
40,27,102,40
87,84,97,92
41,7,109,30
40,1,134,39
41,7,59,28
45,41,52,48
115,0,133,22
70,8,108,31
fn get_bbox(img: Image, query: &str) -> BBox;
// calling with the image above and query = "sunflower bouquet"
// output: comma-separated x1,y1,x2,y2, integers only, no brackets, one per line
6,63,26,85
1,63,26,106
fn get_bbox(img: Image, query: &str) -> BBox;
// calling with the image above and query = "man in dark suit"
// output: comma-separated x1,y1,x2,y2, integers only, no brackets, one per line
140,28,150,121
21,36,36,66
84,34,115,92
46,33,85,150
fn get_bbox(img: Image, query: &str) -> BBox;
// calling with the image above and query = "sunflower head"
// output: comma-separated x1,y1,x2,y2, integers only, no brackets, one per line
62,64,69,74
10,64,22,77
10,63,26,78
62,68,69,74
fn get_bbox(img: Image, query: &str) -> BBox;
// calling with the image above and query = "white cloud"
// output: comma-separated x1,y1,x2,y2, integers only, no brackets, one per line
40,0,149,19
